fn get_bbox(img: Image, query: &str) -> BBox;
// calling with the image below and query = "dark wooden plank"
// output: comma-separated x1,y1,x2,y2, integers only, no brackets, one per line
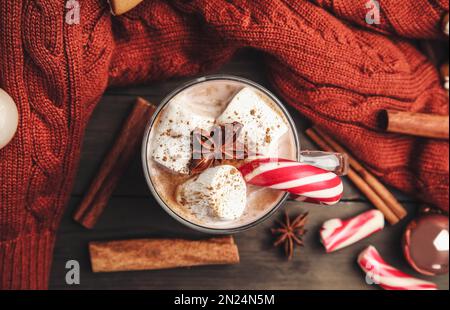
50,199,448,290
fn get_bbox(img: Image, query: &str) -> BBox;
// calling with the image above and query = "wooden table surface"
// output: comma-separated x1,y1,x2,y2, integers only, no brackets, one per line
49,50,449,290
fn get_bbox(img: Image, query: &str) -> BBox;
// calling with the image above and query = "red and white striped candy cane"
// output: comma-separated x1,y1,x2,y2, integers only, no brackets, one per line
320,210,385,253
358,246,438,290
239,158,343,205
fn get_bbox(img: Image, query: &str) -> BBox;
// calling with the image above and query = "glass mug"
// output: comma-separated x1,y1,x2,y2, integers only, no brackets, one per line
142,75,347,234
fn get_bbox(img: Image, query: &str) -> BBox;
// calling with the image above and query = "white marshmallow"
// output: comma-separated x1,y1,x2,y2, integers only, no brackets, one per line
176,165,247,221
216,87,288,156
151,101,214,174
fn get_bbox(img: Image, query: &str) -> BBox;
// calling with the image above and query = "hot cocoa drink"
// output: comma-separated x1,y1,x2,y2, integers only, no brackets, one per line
145,78,298,230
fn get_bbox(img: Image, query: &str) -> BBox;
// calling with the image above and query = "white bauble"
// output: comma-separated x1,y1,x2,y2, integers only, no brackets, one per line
0,88,19,149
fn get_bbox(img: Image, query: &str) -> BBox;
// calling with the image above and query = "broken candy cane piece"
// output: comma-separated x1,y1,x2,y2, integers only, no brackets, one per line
357,246,438,290
320,210,385,253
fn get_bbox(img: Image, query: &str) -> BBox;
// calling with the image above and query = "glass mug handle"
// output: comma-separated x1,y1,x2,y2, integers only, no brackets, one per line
299,150,349,176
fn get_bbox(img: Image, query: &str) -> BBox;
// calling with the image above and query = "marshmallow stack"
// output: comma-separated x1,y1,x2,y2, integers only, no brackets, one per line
176,165,247,220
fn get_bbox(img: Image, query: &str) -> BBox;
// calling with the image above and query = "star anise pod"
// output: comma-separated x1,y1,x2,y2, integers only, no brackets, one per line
189,122,249,174
271,211,308,260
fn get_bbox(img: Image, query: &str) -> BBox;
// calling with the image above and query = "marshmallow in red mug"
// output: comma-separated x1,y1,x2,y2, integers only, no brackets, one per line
176,165,247,221
217,87,288,157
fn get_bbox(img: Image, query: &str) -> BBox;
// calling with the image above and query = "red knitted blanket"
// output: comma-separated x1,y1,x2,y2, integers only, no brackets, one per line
0,0,448,289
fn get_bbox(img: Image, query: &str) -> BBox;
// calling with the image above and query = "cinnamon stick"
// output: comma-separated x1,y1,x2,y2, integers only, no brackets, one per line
313,127,407,221
345,170,400,225
306,129,399,224
74,98,157,229
305,128,406,225
382,110,449,140
89,237,240,273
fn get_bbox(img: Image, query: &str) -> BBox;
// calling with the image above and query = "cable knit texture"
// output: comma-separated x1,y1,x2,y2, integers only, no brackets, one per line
0,0,448,289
